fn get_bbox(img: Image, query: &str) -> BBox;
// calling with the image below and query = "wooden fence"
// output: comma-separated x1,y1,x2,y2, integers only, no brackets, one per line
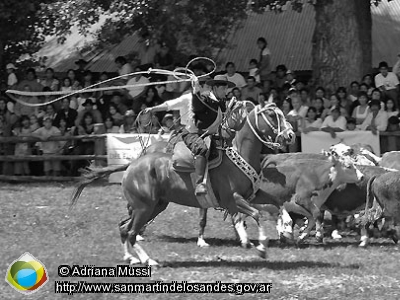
0,132,399,182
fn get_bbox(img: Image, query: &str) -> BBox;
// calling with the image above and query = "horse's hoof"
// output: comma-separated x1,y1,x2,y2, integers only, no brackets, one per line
126,256,141,265
145,259,159,267
241,242,253,249
256,246,267,259
197,240,210,248
359,241,368,248
136,235,145,242
282,232,294,241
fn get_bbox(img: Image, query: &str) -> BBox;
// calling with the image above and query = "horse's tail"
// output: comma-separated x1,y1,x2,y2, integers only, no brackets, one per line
69,163,130,208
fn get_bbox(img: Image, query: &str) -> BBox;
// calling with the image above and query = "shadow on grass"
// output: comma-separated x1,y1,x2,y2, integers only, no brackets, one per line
157,235,240,247
161,260,360,270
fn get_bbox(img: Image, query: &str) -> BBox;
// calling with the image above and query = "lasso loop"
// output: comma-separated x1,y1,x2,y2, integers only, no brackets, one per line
5,57,217,108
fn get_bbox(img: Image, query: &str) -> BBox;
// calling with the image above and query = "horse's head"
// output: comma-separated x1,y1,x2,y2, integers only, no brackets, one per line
246,103,296,149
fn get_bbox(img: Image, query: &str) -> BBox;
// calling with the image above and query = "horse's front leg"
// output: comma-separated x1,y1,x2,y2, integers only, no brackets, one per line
231,213,253,248
233,192,267,258
197,208,210,247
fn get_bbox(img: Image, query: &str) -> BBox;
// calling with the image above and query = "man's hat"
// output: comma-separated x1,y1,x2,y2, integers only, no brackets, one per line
206,75,235,88
75,59,88,65
369,99,381,108
82,99,94,106
6,63,16,70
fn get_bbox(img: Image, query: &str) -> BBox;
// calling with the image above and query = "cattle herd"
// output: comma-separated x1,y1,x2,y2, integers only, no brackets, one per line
197,144,400,250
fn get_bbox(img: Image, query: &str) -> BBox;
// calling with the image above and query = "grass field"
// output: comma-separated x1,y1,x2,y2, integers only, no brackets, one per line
1,182,400,300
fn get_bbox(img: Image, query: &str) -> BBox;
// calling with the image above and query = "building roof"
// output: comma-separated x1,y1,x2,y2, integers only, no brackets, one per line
40,2,400,73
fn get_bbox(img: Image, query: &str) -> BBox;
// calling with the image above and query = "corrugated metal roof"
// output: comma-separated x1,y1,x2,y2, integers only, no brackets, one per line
44,2,400,72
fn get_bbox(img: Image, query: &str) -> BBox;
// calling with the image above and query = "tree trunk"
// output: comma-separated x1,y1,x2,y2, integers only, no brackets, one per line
312,0,372,92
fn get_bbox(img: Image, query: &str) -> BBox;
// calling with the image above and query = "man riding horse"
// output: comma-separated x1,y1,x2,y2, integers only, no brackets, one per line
144,74,236,196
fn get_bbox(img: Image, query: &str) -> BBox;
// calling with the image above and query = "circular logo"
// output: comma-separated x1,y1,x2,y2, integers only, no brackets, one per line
5,252,48,294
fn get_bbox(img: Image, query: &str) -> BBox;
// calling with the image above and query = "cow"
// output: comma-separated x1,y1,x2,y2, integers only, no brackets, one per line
359,171,400,247
255,152,364,244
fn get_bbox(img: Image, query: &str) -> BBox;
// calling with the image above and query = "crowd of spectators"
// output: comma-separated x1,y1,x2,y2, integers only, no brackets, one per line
1,36,400,176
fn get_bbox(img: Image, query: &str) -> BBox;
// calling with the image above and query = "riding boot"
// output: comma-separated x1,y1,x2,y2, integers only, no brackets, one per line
194,155,208,196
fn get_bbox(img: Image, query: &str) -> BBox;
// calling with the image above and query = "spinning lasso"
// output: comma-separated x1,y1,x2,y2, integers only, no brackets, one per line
5,57,217,108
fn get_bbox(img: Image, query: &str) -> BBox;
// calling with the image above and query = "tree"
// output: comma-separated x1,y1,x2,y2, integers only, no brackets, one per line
252,0,394,90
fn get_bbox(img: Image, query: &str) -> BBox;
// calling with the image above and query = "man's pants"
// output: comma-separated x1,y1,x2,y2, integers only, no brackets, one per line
181,129,208,157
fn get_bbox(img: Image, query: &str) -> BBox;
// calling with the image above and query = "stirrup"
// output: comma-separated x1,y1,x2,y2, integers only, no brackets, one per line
195,183,208,196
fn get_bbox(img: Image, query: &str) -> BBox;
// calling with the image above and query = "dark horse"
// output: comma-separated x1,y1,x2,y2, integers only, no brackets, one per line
70,103,295,266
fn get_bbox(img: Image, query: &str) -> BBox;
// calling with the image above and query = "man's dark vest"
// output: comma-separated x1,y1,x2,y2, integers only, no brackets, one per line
192,93,226,130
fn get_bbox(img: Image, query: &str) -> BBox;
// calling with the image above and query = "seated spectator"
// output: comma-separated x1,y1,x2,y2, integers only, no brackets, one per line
115,56,133,83
54,98,78,129
17,68,43,92
387,116,400,132
287,95,309,130
75,99,103,126
274,65,287,92
361,74,375,96
258,93,266,107
154,78,174,102
127,66,149,103
248,59,260,83
313,98,329,120
0,98,18,130
108,103,124,126
67,69,82,90
158,113,175,134
281,98,293,117
135,112,159,134
14,85,39,117
232,88,242,101
44,104,57,123
104,116,120,133
346,117,357,131
348,81,360,103
374,61,399,103
351,92,370,125
29,114,41,131
241,76,262,105
140,86,163,109
320,107,347,138
40,68,60,91
300,107,322,133
13,116,32,176
314,86,330,109
32,116,62,176
6,63,18,89
119,110,137,133
329,94,349,118
359,100,388,133
300,88,311,107
224,62,246,91
110,92,128,116
385,98,399,118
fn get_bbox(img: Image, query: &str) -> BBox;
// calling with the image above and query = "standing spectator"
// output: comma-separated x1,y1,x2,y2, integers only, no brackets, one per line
154,42,174,70
248,59,260,83
17,68,43,92
6,63,18,88
154,78,175,102
40,68,60,91
115,56,133,83
370,88,385,111
329,94,349,117
374,61,399,104
281,98,293,117
315,86,330,109
54,98,78,129
29,114,41,131
241,76,262,105
393,54,400,80
359,100,388,133
224,62,246,90
75,99,103,126
33,116,62,176
110,93,128,116
74,59,88,84
108,103,124,126
137,31,157,69
314,98,329,120
300,107,322,133
44,104,57,123
14,85,39,117
127,66,149,103
320,107,347,138
13,116,32,176
140,86,163,109
385,98,399,118
0,98,18,129
256,37,271,90
104,116,120,133
274,65,288,92
287,95,308,131
300,88,311,107
95,72,114,116
285,70,296,88
352,92,370,126
119,110,137,133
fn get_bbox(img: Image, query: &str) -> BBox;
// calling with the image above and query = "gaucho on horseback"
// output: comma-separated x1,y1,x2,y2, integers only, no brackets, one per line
144,74,236,196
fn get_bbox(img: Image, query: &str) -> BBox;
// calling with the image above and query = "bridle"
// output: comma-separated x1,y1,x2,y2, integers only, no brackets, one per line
246,103,293,149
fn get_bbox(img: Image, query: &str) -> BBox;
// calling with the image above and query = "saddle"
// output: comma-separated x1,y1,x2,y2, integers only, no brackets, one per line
168,134,223,208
